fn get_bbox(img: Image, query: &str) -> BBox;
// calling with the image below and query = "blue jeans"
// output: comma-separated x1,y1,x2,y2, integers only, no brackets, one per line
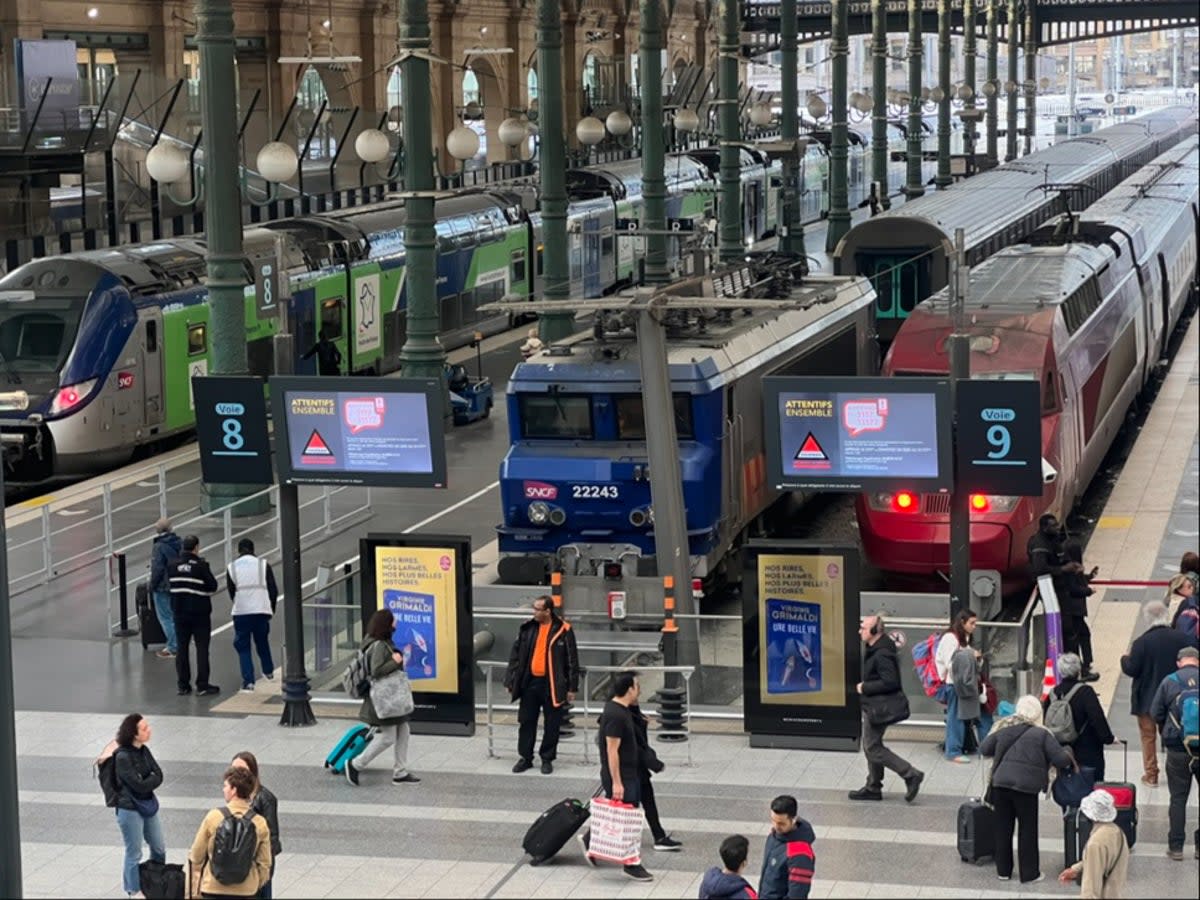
233,614,274,686
116,807,165,894
937,683,994,756
153,589,177,653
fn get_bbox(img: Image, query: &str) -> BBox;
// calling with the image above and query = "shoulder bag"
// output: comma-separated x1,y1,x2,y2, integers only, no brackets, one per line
370,650,415,719
863,689,911,727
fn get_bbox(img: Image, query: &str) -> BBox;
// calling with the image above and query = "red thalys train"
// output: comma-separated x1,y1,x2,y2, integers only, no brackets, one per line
856,134,1199,584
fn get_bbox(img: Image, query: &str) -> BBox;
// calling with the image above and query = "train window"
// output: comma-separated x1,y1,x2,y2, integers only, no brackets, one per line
519,394,593,439
602,235,614,258
1042,370,1058,413
510,250,526,285
320,298,344,339
614,394,693,440
187,323,207,356
145,320,157,353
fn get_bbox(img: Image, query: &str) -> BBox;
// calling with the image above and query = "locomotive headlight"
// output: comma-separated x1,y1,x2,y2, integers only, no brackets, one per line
629,506,654,528
867,491,918,513
49,378,97,416
527,501,550,525
548,506,567,526
970,494,1019,513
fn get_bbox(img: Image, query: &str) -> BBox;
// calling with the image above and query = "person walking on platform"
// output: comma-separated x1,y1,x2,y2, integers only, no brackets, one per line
935,608,991,761
302,328,342,376
1057,790,1130,898
1168,574,1199,641
187,766,272,899
226,539,278,692
630,699,682,851
169,535,220,696
347,609,420,786
700,834,758,899
578,670,654,882
149,518,181,660
1062,542,1100,682
1121,601,1191,786
105,713,166,900
849,614,924,802
758,795,815,899
980,694,1075,884
231,752,281,900
504,594,579,775
1043,652,1114,781
1149,646,1200,861
1180,552,1199,593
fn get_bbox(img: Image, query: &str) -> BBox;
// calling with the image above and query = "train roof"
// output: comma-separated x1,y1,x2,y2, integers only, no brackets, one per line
834,106,1197,257
511,275,874,391
0,241,211,299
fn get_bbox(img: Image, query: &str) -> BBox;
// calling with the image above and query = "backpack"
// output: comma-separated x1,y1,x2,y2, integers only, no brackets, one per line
341,643,373,699
912,632,943,698
95,741,121,808
1168,672,1199,757
209,807,259,885
1045,682,1085,744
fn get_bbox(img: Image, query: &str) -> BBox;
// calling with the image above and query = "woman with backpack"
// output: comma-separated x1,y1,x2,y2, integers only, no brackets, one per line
103,713,166,899
1168,574,1199,640
935,609,986,762
345,609,421,786
187,766,272,897
1043,652,1115,782
980,694,1076,884
231,752,280,899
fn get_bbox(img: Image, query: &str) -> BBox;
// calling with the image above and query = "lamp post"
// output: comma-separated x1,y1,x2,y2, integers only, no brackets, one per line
935,0,952,189
780,0,807,251
905,0,925,198
641,0,668,284
962,0,977,173
826,0,852,251
717,0,742,264
1023,0,1036,156
870,0,889,209
536,0,574,341
985,0,999,168
1006,0,1018,161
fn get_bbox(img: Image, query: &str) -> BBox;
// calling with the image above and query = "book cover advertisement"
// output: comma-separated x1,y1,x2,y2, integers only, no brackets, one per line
373,545,459,693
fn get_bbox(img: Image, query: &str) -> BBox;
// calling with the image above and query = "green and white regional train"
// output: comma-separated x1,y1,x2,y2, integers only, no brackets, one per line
0,150,780,484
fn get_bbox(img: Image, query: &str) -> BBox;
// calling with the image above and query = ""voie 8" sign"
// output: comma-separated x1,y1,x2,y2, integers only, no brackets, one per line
192,376,274,486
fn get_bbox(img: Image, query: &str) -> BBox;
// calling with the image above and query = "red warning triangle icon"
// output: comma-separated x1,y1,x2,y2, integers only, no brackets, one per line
794,432,829,461
302,429,334,460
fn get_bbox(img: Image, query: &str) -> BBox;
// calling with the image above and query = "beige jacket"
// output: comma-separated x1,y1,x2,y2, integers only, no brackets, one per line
187,797,272,897
1069,822,1130,899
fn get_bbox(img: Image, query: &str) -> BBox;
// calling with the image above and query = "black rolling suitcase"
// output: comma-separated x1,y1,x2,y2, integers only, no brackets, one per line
523,798,591,865
958,798,995,863
137,584,167,648
138,860,185,899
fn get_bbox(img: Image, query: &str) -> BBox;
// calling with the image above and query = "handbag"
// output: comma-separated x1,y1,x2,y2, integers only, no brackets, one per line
370,667,415,719
586,797,644,866
1051,764,1096,810
863,690,910,727
131,792,160,819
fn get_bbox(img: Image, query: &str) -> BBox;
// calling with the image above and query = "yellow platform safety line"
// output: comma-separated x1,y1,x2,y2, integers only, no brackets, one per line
1096,516,1134,529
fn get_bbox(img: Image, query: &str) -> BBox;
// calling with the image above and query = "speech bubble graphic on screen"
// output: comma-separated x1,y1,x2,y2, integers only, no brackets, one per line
842,397,889,437
344,396,386,433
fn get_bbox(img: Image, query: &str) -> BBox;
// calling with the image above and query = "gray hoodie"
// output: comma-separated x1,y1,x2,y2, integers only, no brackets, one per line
951,646,981,721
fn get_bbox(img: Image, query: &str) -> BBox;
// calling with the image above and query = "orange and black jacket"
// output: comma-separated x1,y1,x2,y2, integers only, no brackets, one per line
504,613,580,707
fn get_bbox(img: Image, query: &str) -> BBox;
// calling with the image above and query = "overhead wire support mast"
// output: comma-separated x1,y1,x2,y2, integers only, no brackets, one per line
948,227,971,621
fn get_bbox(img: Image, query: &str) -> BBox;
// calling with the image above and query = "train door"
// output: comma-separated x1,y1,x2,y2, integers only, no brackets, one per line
141,311,165,431
292,290,317,374
583,216,602,297
743,182,761,241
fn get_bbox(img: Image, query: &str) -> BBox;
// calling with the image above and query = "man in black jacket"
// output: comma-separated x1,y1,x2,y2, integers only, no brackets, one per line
168,535,221,696
1121,601,1192,786
504,595,579,774
849,614,924,802
1027,514,1082,591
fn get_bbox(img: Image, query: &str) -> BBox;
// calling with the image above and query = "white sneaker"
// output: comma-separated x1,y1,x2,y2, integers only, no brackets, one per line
240,683,255,693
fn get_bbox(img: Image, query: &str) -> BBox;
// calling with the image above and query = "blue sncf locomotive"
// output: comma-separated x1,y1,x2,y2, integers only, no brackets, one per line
495,265,878,597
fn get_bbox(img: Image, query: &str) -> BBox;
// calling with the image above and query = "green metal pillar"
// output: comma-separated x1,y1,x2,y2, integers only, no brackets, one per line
871,0,890,209
986,0,999,167
963,0,977,171
935,0,952,188
780,0,806,253
537,0,574,339
826,0,851,251
641,0,668,283
717,0,742,264
1023,0,1036,155
905,0,925,197
196,0,266,513
1006,0,1018,161
397,0,445,376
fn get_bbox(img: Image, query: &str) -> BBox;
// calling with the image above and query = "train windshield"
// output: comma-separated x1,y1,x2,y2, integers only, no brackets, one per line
614,394,694,439
519,394,594,439
0,296,84,380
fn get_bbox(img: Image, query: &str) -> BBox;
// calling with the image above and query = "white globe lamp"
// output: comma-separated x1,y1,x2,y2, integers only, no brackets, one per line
930,86,944,103
605,109,633,137
498,117,529,147
957,84,974,102
354,128,390,164
145,143,190,184
446,124,480,161
855,92,874,113
982,80,997,97
673,108,700,132
576,116,606,146
256,141,299,183
748,102,772,127
805,95,827,119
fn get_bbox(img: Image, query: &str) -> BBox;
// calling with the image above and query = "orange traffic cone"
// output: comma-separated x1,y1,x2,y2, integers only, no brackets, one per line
1040,658,1056,701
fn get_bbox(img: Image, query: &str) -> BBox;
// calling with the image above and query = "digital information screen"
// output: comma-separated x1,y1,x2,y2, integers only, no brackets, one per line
764,376,952,491
270,376,447,488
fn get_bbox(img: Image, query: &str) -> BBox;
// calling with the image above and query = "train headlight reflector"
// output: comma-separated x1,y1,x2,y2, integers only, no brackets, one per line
892,491,917,512
527,501,550,525
972,495,1019,513
548,506,567,526
49,378,97,415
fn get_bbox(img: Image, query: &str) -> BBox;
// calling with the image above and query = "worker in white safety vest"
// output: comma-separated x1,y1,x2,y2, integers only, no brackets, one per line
226,538,279,693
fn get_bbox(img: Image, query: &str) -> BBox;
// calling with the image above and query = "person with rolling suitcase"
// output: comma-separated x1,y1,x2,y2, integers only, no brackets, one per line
1057,790,1130,899
345,610,420,786
523,797,592,865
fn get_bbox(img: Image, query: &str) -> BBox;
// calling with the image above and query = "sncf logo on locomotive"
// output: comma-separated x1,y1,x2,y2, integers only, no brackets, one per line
523,481,559,500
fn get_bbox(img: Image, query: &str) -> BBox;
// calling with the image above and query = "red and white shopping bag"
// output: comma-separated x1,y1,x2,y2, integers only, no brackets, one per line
586,796,644,865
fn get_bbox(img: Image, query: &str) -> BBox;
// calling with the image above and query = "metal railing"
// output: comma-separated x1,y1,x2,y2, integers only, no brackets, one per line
104,482,371,637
